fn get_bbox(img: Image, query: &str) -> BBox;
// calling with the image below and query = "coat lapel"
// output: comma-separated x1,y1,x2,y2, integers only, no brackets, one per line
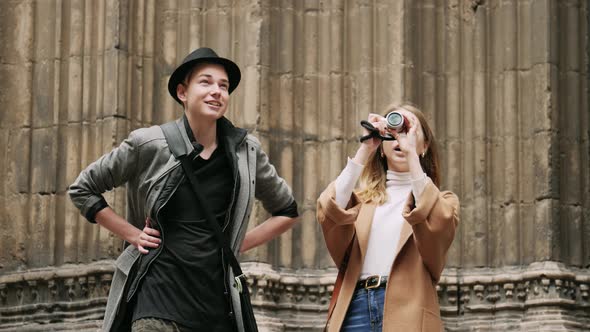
354,203,376,260
396,192,417,257
395,220,413,258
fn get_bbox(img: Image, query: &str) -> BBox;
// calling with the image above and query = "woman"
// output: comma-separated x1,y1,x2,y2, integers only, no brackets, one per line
317,104,459,331
68,47,299,332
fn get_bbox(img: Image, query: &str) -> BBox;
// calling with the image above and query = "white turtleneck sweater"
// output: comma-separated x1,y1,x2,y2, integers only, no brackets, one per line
334,158,428,278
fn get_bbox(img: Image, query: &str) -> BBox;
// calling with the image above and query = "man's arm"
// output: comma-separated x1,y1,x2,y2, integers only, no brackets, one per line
240,216,299,253
95,207,161,254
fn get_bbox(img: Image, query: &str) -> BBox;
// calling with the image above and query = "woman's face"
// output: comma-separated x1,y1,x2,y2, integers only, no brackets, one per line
177,63,230,122
381,109,427,172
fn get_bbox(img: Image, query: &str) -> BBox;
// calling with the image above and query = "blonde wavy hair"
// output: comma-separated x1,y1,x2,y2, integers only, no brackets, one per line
356,103,441,205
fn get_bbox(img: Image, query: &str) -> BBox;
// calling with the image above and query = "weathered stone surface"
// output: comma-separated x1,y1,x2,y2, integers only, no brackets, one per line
30,127,58,193
0,64,32,127
0,0,34,64
6,128,31,194
0,0,588,331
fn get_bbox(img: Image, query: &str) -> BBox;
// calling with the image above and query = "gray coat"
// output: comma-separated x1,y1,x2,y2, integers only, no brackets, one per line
68,117,295,331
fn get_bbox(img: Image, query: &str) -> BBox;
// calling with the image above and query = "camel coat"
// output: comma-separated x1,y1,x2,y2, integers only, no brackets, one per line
317,179,459,331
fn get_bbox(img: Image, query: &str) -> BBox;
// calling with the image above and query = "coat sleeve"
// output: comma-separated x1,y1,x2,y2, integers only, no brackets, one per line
317,182,362,266
402,178,460,281
68,130,141,223
251,136,296,214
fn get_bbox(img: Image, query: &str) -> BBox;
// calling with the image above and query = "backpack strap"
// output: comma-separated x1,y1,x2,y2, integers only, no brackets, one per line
160,121,189,158
159,119,248,291
159,119,258,330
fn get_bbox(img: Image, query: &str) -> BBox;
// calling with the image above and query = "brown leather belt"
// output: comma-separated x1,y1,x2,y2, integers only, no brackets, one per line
356,275,388,290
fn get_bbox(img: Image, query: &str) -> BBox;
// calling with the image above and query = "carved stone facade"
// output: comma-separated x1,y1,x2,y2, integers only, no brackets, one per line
0,0,588,331
0,264,112,331
1,262,589,331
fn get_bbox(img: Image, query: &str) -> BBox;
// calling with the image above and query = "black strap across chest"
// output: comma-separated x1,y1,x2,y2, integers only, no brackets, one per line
159,122,246,283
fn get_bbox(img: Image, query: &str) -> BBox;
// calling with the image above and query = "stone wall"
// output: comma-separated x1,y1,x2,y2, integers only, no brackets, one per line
0,0,588,331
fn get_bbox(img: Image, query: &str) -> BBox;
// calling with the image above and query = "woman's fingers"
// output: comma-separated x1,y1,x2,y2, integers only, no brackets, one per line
407,122,418,136
361,114,387,149
368,113,384,122
368,114,387,131
374,123,385,135
406,114,420,136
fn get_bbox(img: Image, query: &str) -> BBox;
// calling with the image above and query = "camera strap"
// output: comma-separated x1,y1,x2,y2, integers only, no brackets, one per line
359,120,396,142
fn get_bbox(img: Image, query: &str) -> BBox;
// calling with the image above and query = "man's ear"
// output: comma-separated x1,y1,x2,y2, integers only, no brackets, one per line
176,83,187,104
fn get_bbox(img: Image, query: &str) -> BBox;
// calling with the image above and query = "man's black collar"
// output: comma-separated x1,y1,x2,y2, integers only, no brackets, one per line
182,114,247,149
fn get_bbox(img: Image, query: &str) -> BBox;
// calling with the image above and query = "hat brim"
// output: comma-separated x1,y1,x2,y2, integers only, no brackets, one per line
168,57,241,105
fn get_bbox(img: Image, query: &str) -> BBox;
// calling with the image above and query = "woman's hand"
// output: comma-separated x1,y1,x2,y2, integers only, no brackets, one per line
134,218,161,254
390,113,419,157
361,113,388,151
354,113,387,165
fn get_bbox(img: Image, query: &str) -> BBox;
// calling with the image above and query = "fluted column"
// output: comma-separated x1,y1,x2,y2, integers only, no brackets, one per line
405,0,590,330
0,1,588,331
0,0,36,273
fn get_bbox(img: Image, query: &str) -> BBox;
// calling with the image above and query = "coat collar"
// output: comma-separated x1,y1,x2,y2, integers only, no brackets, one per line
179,114,247,154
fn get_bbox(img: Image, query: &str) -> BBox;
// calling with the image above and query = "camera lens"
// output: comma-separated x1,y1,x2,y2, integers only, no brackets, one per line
386,111,404,130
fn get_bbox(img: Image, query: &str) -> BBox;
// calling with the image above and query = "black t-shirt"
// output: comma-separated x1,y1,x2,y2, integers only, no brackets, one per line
132,142,236,331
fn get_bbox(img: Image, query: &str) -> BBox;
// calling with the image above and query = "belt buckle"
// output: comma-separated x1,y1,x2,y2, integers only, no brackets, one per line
364,275,381,289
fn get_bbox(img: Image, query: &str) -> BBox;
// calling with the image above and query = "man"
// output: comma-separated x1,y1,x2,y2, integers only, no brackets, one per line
68,47,299,331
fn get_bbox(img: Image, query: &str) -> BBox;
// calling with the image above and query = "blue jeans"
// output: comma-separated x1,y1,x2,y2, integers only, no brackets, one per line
341,286,386,332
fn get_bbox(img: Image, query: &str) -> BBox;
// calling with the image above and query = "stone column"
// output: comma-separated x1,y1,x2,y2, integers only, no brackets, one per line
0,0,588,331
241,1,409,329
403,0,590,330
0,1,128,329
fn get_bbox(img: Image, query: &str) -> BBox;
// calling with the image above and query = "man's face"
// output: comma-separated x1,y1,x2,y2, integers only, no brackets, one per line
177,63,230,121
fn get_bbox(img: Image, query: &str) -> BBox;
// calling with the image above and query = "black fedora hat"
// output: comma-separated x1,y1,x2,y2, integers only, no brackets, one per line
167,47,241,105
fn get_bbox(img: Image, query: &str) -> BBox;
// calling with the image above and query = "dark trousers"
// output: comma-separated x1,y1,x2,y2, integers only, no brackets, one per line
131,318,182,332
131,317,238,332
